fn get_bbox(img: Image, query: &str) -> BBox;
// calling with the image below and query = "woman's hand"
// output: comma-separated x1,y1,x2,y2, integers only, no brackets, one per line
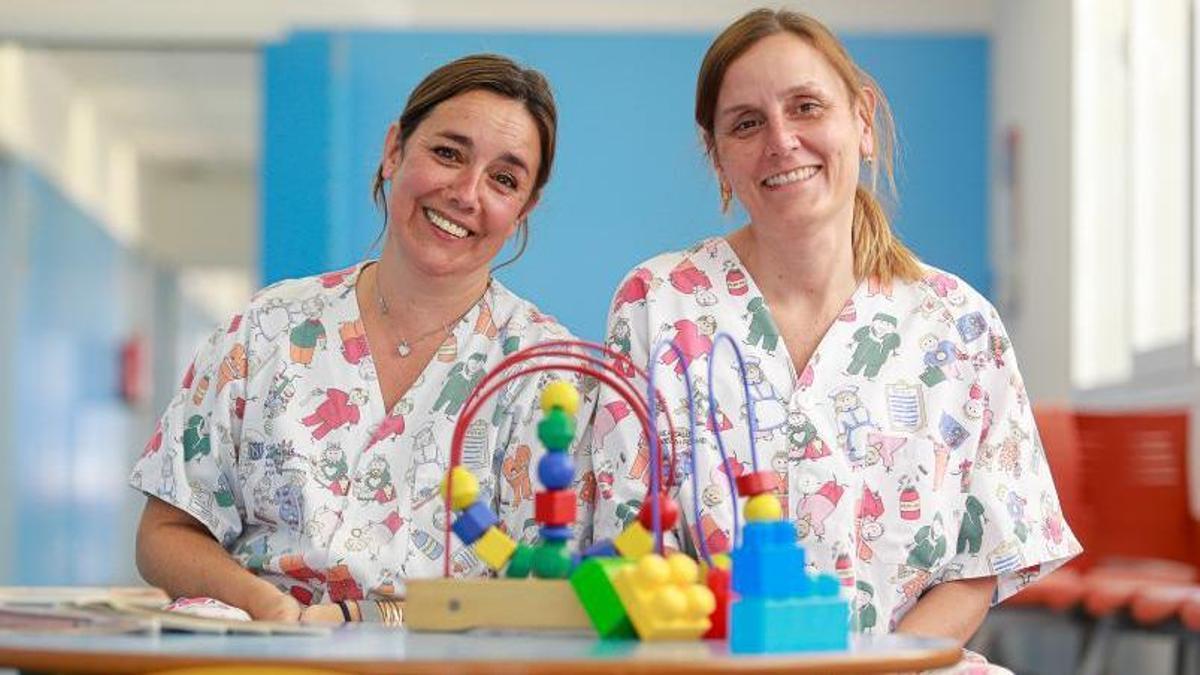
300,602,350,624
244,585,303,622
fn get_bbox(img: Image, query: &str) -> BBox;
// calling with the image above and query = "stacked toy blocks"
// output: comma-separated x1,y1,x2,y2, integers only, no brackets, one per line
729,472,848,653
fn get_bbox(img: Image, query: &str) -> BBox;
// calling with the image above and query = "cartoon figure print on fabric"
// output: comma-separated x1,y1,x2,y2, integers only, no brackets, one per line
668,258,718,307
433,352,487,417
301,387,368,440
797,476,845,540
607,318,636,377
502,443,534,503
290,296,328,367
787,411,830,461
353,456,396,505
831,386,877,466
847,312,901,379
182,414,211,462
743,296,780,355
743,357,788,440
856,485,885,561
312,443,350,496
658,316,716,377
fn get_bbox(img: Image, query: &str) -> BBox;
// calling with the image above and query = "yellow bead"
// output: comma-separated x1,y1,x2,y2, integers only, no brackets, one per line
540,380,580,415
440,466,479,511
666,553,699,585
744,493,783,522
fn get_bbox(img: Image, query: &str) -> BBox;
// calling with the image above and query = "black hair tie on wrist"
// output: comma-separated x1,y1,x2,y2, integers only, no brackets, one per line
337,600,352,623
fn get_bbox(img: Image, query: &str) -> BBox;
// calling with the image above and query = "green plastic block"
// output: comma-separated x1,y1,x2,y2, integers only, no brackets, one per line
569,558,636,639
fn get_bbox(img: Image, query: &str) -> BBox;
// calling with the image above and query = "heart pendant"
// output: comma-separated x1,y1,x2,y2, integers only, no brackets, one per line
396,341,412,358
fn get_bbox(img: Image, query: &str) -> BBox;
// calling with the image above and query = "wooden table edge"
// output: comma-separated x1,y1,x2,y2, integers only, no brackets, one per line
0,642,964,674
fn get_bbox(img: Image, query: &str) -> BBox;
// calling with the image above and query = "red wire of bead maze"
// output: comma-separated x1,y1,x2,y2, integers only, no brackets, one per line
441,340,680,577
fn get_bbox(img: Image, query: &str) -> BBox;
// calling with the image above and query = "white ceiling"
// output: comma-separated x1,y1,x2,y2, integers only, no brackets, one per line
1,0,993,167
44,49,257,164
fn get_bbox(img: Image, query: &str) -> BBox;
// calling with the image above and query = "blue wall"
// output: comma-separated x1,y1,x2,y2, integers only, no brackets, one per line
3,161,145,584
264,31,989,340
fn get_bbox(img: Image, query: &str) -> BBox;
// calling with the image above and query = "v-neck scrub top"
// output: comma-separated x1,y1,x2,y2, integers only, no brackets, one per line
584,237,1080,632
130,262,593,604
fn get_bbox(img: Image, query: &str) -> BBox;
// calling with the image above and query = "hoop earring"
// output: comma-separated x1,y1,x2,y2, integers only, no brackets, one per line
720,182,732,214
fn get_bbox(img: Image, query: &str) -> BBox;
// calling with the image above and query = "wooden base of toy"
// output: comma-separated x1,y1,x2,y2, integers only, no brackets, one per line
405,579,592,633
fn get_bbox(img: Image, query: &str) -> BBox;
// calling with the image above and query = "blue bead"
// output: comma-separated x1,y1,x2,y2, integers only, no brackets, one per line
537,452,575,490
582,539,618,559
451,502,498,545
540,525,572,542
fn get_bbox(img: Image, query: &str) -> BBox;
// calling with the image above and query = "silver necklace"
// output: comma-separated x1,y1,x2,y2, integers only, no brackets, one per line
374,270,489,358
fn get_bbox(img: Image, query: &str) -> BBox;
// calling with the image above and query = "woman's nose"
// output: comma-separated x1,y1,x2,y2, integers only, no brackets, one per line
445,170,481,213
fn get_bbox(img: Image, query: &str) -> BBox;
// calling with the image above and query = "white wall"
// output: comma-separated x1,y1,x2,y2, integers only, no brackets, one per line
991,0,1073,403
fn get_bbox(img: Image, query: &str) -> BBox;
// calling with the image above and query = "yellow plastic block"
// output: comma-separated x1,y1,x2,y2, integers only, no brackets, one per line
611,553,715,641
614,521,655,559
540,380,580,415
440,466,479,511
473,527,517,571
744,493,782,522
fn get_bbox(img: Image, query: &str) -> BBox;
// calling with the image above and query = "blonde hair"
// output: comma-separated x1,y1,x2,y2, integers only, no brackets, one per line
695,8,923,284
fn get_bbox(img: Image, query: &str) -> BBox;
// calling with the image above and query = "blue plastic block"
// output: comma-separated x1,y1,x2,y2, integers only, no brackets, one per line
583,539,618,559
730,596,850,654
540,524,572,542
451,502,498,545
731,521,809,599
537,452,575,490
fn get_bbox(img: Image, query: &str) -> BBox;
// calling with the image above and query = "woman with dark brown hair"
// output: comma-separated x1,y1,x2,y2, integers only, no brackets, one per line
587,8,1079,659
131,54,592,625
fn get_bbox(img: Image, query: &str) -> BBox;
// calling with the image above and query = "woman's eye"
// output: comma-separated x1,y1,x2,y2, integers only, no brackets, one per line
796,101,822,115
494,173,518,190
733,118,759,133
433,146,461,161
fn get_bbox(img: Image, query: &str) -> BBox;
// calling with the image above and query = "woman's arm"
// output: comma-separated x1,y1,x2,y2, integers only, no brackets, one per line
894,575,997,646
135,496,301,622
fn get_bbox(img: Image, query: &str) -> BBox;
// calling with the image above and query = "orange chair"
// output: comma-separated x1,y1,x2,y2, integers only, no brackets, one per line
1073,410,1193,675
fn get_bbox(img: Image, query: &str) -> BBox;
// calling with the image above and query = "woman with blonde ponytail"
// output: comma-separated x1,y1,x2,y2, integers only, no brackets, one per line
588,8,1078,669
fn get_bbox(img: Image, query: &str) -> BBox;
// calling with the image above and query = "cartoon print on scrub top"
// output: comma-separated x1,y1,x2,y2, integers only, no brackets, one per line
130,262,594,604
589,237,1081,634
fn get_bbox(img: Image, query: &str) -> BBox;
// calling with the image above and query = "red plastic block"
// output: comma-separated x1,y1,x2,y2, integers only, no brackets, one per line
736,470,779,497
535,489,577,526
703,565,732,640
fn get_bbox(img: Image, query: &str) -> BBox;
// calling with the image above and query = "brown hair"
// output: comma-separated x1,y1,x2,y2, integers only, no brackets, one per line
695,8,923,285
371,54,557,269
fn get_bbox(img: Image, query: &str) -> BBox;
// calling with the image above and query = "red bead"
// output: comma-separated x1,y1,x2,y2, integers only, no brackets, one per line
535,490,577,526
736,470,779,497
636,494,680,531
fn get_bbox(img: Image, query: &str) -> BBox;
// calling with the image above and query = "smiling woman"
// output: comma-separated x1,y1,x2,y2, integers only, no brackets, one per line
586,9,1079,672
129,54,594,627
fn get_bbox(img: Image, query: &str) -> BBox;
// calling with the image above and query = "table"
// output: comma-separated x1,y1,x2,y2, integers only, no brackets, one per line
0,623,962,673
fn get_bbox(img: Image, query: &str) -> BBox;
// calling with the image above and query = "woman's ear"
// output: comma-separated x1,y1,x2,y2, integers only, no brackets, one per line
517,193,541,224
857,86,878,159
380,122,404,180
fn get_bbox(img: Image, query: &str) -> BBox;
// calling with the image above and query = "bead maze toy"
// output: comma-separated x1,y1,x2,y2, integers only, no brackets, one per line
404,336,848,653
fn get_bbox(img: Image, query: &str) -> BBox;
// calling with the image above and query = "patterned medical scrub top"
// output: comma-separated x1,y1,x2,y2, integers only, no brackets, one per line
584,237,1081,633
129,261,593,604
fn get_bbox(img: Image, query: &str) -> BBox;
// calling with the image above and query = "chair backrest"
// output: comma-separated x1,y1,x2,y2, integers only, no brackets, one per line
1076,410,1191,566
1033,405,1092,568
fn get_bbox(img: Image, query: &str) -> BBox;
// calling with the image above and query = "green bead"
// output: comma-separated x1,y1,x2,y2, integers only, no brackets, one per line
537,408,576,451
532,541,573,579
505,543,535,578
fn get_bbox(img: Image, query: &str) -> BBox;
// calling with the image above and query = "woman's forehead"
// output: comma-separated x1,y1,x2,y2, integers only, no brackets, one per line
418,90,540,163
718,33,845,109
